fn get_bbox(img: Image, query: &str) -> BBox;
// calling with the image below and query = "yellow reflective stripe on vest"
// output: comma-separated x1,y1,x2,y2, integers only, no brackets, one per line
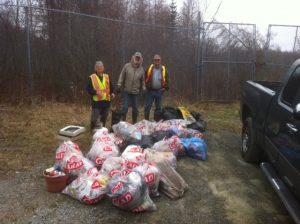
146,64,154,83
90,73,110,101
162,65,166,87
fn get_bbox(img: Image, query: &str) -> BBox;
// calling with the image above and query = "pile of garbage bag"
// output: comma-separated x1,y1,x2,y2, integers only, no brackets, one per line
48,108,207,212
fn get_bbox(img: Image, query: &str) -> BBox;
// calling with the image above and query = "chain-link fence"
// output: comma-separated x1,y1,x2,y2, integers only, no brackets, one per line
1,4,300,103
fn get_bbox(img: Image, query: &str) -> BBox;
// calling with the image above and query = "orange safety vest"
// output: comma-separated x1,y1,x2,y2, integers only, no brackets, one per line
90,73,111,101
145,64,167,88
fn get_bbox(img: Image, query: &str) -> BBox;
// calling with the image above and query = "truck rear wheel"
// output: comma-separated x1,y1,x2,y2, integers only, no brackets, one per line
241,117,263,163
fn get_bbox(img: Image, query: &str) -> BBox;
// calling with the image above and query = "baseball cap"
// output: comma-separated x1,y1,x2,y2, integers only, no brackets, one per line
134,52,142,58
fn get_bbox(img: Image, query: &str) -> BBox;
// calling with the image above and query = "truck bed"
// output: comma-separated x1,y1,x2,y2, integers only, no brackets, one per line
255,81,280,92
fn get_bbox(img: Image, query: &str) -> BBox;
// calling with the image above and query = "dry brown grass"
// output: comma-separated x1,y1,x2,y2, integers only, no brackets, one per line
0,100,241,172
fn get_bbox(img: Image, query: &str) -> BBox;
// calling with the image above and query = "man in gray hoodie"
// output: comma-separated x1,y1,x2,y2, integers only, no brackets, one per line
117,52,146,123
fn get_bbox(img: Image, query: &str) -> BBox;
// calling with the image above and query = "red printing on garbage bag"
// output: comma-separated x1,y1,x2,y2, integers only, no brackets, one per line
109,169,120,177
103,145,113,152
112,181,124,193
66,156,84,171
81,195,101,205
121,169,132,176
96,136,112,143
112,192,133,206
144,173,155,184
129,147,142,153
126,160,139,169
132,207,145,212
92,180,102,189
73,143,80,151
169,137,180,149
56,151,65,160
95,156,106,165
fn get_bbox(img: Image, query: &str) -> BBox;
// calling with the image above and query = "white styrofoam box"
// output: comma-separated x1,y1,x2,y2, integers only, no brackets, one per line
58,125,86,137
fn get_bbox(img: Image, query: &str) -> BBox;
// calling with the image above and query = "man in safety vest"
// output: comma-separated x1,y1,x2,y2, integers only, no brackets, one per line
86,61,115,130
144,54,169,121
117,52,146,124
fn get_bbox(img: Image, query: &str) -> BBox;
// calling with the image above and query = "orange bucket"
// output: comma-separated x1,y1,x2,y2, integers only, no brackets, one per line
43,171,69,193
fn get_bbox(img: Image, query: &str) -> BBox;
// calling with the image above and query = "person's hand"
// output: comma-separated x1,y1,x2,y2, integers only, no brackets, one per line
111,93,116,99
160,88,166,92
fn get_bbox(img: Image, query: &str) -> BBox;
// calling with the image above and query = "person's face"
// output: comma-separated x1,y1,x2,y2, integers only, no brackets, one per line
153,57,161,67
95,64,104,73
134,56,141,66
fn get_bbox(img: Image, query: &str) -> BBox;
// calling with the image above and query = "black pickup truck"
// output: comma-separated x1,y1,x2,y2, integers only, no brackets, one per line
240,59,300,223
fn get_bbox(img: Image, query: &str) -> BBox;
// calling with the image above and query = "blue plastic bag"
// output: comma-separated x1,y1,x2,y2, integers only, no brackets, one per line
181,137,207,160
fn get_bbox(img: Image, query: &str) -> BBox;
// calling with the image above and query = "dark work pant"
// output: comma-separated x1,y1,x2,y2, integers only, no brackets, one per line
144,89,163,120
90,106,110,129
121,92,140,123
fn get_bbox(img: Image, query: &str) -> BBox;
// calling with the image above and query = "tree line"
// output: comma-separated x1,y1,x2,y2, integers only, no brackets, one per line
0,0,299,103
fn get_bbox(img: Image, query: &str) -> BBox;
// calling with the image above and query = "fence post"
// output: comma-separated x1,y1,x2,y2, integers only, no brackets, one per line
200,22,205,101
253,24,257,80
226,24,231,102
293,26,299,52
25,6,33,101
195,11,201,101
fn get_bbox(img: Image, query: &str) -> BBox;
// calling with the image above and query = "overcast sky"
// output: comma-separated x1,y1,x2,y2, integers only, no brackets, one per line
174,0,300,50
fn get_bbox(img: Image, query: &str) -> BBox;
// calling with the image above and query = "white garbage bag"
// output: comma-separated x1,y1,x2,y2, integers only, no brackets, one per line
151,136,184,156
121,145,146,169
133,163,161,197
101,157,125,178
112,121,142,141
61,151,95,176
134,120,156,135
144,149,177,169
55,141,83,168
107,170,157,212
63,167,109,204
86,141,120,168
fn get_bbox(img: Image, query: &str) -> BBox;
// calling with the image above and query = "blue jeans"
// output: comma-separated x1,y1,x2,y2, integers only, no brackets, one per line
121,92,140,123
144,90,163,119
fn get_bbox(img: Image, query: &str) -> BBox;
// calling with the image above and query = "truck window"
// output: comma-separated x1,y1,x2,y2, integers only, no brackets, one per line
281,66,300,107
293,85,300,107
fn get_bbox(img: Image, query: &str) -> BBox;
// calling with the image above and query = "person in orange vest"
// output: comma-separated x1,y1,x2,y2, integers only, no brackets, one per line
86,61,115,131
144,54,169,121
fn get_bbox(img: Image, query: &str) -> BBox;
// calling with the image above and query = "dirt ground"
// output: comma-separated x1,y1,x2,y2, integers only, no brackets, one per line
0,102,294,224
